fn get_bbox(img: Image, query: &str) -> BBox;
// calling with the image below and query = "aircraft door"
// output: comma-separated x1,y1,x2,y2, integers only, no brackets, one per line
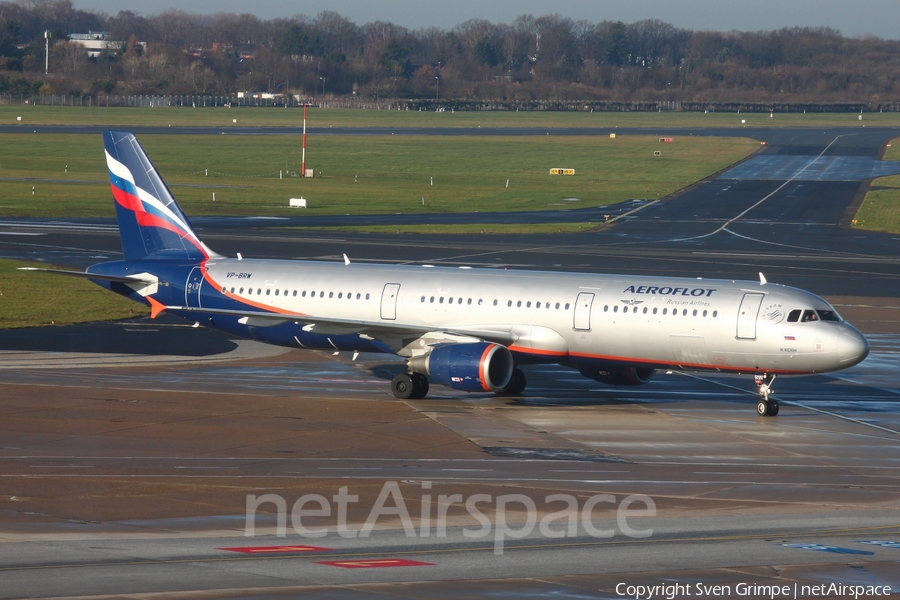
380,283,400,320
736,293,764,339
573,292,594,331
185,267,204,308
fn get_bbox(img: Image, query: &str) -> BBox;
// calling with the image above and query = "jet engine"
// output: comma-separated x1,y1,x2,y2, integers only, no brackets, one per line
579,366,655,386
410,342,513,392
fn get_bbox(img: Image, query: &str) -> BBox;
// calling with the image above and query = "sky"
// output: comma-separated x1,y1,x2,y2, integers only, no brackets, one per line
72,0,900,39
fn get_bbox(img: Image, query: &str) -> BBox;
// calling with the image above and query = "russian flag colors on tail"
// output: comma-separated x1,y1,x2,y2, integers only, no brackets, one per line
103,131,217,261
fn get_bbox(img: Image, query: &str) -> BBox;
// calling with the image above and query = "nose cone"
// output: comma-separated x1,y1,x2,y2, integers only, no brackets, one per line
838,327,869,366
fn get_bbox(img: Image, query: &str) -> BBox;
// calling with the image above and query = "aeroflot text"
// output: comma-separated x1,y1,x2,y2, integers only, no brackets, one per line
623,286,717,297
615,582,892,599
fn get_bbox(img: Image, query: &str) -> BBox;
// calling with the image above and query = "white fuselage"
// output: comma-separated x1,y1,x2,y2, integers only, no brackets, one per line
200,259,869,375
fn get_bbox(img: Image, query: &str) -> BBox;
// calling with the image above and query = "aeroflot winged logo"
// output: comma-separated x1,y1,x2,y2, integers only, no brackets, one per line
623,285,717,297
105,150,206,255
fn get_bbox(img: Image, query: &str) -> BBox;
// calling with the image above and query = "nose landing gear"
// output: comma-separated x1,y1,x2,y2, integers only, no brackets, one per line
755,373,778,416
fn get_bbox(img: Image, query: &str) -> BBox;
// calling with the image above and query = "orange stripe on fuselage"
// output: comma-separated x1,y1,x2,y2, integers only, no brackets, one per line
201,268,311,317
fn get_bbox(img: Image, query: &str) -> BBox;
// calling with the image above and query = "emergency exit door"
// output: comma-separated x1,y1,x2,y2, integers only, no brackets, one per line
380,283,400,320
573,292,594,331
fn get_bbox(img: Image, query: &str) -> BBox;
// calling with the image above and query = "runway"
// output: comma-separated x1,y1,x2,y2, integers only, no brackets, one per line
1,126,900,598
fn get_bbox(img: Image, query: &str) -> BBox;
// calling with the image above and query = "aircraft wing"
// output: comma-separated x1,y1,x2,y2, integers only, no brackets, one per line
158,303,516,346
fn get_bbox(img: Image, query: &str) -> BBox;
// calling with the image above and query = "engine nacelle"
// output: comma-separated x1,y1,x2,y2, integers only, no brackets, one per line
411,342,513,392
579,366,655,386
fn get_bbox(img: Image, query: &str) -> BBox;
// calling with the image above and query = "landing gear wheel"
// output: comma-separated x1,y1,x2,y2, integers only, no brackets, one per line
754,373,778,417
498,368,526,396
756,398,779,417
410,373,429,399
391,373,415,399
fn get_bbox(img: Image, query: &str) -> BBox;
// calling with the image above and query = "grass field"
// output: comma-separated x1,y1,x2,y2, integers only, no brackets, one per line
852,140,900,234
0,133,759,218
1,105,896,130
0,259,147,329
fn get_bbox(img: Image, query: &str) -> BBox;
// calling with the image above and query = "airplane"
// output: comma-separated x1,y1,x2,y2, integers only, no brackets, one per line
23,131,870,417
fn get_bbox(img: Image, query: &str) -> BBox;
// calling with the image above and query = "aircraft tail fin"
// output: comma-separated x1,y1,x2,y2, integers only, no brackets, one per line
103,131,217,261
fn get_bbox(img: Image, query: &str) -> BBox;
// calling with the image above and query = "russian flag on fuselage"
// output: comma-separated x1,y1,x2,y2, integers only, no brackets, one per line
103,131,211,261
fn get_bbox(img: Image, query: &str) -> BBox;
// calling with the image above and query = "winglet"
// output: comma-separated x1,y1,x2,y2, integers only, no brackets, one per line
147,296,166,319
759,272,767,285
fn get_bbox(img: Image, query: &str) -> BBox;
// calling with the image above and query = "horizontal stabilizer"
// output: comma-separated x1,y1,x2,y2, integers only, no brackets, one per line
17,267,157,284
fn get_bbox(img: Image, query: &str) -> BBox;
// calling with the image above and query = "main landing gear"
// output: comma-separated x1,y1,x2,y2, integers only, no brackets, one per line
390,368,527,400
755,373,778,417
391,372,429,400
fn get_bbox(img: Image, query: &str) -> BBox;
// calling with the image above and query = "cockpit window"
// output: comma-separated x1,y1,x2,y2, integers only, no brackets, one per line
787,309,801,323
816,310,841,322
801,310,818,322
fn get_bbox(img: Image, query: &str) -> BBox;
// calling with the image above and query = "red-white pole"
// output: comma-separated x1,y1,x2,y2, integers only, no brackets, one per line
301,104,307,177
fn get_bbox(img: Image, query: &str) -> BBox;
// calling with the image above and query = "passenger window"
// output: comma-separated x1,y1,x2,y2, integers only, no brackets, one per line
421,296,426,303
275,290,280,296
302,291,306,297
536,302,541,308
643,307,648,314
555,302,560,309
239,287,244,294
430,296,435,303
526,301,531,308
468,298,472,305
713,310,717,317
365,293,370,300
439,297,444,304
458,298,462,304
293,290,297,297
702,310,707,317
517,301,522,307
479,299,483,306
448,297,453,304
604,305,609,312
338,292,342,299
801,310,818,322
614,305,619,313
507,300,512,307
692,309,697,316
653,307,657,314
623,306,629,313
662,308,667,315
356,293,361,299
266,289,271,296
565,303,570,310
